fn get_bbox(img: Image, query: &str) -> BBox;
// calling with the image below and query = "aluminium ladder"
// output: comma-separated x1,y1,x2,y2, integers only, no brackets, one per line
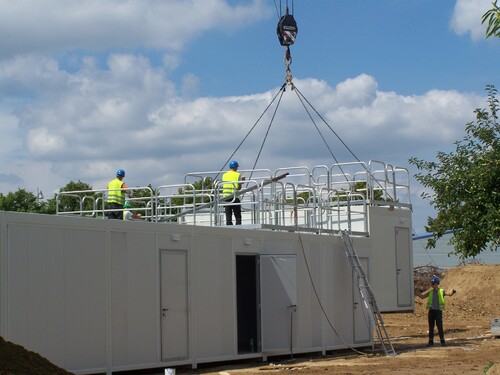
340,230,396,356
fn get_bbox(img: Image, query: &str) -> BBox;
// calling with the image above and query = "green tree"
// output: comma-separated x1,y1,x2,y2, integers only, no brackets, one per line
160,178,215,222
127,184,155,219
51,180,96,215
482,0,500,39
353,181,384,201
0,188,46,213
409,85,500,258
129,184,155,200
171,178,215,206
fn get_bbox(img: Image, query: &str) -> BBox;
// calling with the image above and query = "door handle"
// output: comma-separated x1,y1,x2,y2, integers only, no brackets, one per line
162,308,169,317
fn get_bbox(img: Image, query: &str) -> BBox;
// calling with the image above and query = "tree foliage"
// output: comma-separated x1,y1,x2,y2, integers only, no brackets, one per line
482,0,500,39
353,181,384,201
127,184,155,219
0,188,47,213
52,180,96,214
171,178,215,206
0,180,157,218
409,85,500,258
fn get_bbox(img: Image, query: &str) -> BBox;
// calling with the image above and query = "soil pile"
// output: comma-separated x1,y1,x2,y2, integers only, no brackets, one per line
0,336,72,375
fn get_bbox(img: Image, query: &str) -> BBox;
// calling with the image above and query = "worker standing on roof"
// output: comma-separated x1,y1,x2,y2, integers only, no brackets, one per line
107,169,131,220
222,161,246,225
417,277,456,347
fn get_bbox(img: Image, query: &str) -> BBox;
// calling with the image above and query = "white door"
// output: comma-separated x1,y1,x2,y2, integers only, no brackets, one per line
395,227,412,307
161,250,189,361
353,257,372,344
260,255,297,353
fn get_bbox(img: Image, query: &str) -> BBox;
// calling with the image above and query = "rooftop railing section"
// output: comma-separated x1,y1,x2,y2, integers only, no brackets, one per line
56,161,411,235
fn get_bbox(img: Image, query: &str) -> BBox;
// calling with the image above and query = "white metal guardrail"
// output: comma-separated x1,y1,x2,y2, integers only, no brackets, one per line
56,161,411,234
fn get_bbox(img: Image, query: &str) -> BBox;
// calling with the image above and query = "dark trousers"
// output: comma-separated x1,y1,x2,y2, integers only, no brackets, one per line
108,202,123,220
428,309,444,342
225,198,242,225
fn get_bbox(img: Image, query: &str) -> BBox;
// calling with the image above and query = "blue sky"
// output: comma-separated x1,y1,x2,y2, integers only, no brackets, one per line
0,0,498,233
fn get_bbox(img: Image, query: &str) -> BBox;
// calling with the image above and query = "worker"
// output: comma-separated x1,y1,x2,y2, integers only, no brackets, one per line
123,202,142,221
222,160,246,225
107,169,131,219
417,277,456,346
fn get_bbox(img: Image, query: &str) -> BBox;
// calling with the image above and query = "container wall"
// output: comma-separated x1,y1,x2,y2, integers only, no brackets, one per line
0,210,413,373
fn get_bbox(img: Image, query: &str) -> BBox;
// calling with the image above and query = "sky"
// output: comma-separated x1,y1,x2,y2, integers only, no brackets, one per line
0,0,498,234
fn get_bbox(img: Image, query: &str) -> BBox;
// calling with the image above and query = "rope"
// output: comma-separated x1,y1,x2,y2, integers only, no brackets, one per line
275,0,294,18
292,83,403,195
249,87,286,178
215,83,287,181
293,85,361,163
296,230,369,356
273,0,280,19
291,83,339,163
288,82,352,182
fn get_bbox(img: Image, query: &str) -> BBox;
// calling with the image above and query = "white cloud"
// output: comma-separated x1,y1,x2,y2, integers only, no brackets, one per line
450,0,492,40
26,127,68,156
0,0,495,236
1,52,483,185
163,53,181,73
0,112,22,156
182,73,201,97
333,74,378,108
0,53,487,233
0,0,272,58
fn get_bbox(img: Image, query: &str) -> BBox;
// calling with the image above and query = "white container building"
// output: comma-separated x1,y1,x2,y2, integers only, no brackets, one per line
0,161,413,374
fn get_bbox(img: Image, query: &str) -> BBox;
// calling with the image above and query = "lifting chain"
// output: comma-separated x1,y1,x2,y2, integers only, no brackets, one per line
284,46,293,86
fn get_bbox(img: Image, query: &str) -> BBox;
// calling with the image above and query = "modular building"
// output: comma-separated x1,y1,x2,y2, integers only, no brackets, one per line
0,161,413,374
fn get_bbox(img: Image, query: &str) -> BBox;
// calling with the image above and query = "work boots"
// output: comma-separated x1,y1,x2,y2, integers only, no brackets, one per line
426,340,446,347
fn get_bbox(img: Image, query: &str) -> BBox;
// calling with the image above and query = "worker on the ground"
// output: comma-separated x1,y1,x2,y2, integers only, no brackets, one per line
417,277,456,347
222,160,246,225
123,202,142,221
107,169,131,220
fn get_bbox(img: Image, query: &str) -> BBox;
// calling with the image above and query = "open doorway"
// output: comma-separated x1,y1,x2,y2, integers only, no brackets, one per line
236,254,260,354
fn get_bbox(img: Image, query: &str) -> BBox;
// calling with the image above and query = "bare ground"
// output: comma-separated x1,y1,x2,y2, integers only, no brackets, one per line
189,264,500,375
1,264,499,375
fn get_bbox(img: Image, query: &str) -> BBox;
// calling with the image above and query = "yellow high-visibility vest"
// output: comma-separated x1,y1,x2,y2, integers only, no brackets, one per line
222,170,240,197
426,289,446,311
107,178,125,205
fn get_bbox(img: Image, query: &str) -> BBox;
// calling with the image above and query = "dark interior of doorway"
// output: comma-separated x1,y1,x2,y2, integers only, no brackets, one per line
236,255,259,354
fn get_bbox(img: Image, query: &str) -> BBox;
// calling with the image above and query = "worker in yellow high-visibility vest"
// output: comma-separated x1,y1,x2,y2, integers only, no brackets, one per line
417,277,456,347
107,169,131,219
222,161,246,225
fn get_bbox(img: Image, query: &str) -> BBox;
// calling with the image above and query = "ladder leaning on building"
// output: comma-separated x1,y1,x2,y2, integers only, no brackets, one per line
341,229,396,356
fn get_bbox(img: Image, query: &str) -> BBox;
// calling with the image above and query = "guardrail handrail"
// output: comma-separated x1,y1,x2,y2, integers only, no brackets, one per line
54,161,410,231
56,186,154,219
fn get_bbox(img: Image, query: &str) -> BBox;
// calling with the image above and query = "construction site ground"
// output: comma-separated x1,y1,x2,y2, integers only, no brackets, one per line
0,264,499,375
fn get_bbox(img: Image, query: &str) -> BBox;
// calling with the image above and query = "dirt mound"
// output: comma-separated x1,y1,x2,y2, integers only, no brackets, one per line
441,264,500,322
0,336,72,375
444,264,500,301
389,264,499,338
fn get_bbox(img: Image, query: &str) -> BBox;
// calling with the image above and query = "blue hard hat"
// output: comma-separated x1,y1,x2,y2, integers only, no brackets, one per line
431,277,440,284
229,161,239,169
116,169,125,177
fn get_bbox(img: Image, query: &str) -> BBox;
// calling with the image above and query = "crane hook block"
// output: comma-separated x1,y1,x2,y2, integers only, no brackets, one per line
277,14,298,46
